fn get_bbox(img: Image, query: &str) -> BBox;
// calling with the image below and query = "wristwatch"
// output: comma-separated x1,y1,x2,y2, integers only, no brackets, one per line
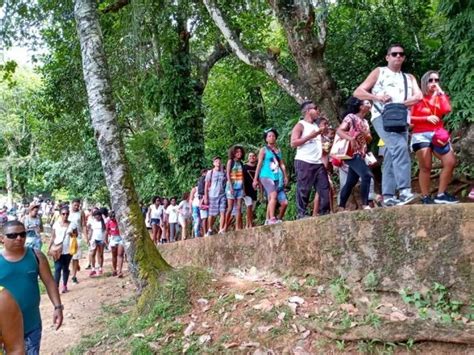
54,304,64,310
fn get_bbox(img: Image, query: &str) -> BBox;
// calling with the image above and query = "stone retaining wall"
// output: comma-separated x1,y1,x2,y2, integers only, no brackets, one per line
159,204,473,302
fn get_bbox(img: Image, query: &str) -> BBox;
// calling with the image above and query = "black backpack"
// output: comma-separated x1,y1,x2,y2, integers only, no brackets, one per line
197,175,207,198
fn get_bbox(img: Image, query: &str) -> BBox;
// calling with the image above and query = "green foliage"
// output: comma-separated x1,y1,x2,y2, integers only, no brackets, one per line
400,282,465,323
437,0,474,128
329,277,351,304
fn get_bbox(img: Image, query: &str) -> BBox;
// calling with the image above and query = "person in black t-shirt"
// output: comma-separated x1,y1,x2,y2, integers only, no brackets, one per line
243,151,258,228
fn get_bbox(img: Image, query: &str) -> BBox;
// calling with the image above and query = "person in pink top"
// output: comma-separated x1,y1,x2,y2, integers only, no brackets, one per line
105,211,125,278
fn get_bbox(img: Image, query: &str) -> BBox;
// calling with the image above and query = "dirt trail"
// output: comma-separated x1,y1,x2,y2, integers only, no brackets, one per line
39,253,134,354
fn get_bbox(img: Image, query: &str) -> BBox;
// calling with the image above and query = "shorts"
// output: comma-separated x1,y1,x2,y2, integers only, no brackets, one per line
411,131,451,155
95,240,105,246
72,238,83,260
260,178,287,203
209,195,227,216
225,185,243,200
243,196,256,210
109,235,124,248
150,218,160,225
178,215,190,227
199,208,208,219
25,326,42,355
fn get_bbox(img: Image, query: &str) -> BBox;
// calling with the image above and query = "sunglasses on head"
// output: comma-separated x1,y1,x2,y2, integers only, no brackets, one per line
390,52,405,58
5,231,27,239
428,78,440,83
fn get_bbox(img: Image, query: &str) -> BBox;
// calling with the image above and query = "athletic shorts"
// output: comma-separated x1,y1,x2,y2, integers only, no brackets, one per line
209,195,226,217
109,235,124,248
150,218,160,225
411,131,451,155
260,178,287,203
225,186,243,200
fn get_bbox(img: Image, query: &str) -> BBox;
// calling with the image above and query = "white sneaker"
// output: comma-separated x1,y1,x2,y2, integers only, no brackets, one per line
397,191,417,206
383,197,400,207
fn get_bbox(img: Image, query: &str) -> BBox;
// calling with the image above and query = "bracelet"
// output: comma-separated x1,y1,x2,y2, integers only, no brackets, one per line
54,304,64,310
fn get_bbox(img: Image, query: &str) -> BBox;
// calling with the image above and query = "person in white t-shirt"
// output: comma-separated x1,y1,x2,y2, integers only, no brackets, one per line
146,196,163,246
165,197,179,242
178,193,191,240
87,210,106,277
49,206,78,293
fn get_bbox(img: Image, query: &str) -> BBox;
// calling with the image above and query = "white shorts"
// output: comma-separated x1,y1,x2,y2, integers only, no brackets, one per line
109,235,124,248
243,196,255,208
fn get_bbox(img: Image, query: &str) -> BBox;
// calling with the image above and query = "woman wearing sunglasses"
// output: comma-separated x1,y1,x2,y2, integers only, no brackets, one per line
49,206,77,293
410,71,458,204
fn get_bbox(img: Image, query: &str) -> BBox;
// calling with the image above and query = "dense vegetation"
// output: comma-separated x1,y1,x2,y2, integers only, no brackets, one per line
1,0,472,205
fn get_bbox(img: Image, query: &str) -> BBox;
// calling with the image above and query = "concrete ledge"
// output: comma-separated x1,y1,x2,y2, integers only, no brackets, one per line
159,204,474,302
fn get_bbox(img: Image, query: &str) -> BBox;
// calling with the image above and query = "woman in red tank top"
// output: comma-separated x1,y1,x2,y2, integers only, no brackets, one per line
410,71,457,204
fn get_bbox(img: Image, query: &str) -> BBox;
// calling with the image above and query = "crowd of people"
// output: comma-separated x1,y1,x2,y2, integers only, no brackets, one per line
1,42,473,354
141,44,473,241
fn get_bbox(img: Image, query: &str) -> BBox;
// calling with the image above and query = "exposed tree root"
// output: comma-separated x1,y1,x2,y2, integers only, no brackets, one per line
317,320,474,345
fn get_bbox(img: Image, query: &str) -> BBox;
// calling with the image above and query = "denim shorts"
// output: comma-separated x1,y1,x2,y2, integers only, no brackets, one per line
25,326,42,355
225,186,243,200
150,218,160,225
411,131,451,155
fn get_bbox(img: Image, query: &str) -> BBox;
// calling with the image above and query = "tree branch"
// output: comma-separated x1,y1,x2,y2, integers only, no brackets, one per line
203,0,306,103
197,42,231,88
101,0,130,14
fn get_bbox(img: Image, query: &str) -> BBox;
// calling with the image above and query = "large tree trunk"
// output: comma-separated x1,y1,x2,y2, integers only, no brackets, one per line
74,0,171,290
203,0,341,124
269,0,341,122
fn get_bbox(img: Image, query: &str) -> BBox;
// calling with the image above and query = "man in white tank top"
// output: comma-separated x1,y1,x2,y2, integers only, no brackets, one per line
291,101,330,218
354,43,422,206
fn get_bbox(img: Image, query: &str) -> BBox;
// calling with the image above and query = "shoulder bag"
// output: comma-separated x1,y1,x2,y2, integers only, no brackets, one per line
374,73,408,132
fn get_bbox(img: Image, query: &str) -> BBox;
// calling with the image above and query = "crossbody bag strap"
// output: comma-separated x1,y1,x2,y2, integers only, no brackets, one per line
402,72,408,101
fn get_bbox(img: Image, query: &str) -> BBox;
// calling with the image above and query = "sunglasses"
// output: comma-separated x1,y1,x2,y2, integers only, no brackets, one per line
61,213,69,215
5,231,27,239
428,78,440,83
390,52,405,58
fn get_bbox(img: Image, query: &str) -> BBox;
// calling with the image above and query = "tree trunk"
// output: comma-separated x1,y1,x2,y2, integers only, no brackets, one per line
5,165,13,209
74,0,171,290
269,0,342,122
203,0,342,124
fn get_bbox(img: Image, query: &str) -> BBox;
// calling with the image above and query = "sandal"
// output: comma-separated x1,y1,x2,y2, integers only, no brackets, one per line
469,188,474,200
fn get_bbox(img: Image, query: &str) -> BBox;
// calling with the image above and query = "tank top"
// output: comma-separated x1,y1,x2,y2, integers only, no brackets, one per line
294,119,323,164
0,248,41,334
68,210,83,234
371,67,413,121
259,146,282,181
229,160,244,189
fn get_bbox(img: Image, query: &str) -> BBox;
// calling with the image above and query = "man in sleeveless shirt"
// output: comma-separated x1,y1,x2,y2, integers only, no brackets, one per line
0,221,63,354
291,101,330,218
354,43,422,206
0,284,25,354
